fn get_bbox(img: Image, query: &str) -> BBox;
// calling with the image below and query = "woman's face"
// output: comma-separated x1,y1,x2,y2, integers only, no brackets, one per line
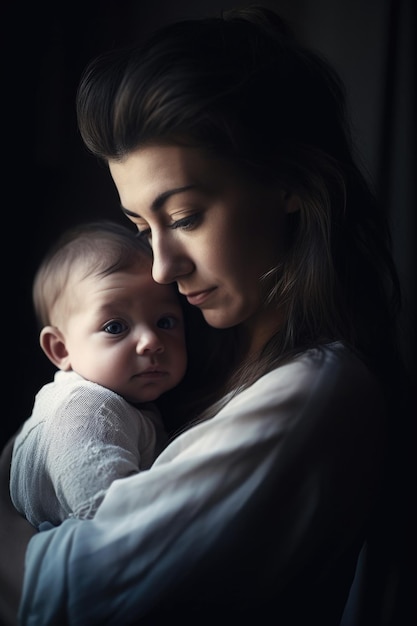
109,145,294,350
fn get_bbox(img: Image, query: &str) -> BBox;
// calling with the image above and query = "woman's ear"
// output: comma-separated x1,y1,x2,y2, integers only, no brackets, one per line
39,326,71,371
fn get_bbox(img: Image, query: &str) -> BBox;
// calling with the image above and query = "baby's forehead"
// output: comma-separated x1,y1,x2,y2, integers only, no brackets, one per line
78,268,181,316
79,249,152,277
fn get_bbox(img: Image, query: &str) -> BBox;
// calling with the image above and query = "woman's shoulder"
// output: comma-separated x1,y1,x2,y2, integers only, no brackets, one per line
183,341,382,435
253,341,379,398
217,341,383,436
159,340,384,467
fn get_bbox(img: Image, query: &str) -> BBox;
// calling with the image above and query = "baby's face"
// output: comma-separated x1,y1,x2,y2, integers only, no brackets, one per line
60,263,187,403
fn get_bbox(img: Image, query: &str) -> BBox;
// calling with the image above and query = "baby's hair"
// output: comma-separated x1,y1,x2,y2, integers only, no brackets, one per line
33,220,152,328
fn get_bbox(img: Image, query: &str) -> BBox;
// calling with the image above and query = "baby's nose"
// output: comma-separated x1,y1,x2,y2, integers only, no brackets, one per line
135,330,164,355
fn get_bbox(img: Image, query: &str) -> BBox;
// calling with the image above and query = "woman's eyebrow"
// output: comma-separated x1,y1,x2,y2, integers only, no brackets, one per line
121,184,197,217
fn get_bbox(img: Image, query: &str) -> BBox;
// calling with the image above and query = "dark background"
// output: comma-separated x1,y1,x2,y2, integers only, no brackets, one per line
8,0,415,448
2,2,415,623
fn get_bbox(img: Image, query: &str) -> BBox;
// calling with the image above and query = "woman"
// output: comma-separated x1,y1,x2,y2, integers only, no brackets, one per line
0,6,406,625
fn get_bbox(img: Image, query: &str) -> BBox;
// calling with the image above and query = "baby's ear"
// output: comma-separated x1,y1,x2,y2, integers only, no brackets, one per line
39,326,71,370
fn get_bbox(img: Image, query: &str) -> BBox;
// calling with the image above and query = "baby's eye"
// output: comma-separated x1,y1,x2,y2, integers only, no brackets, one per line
103,320,127,335
157,316,177,330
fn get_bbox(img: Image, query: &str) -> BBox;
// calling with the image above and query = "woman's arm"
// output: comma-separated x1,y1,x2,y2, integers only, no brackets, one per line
16,346,385,625
0,437,37,626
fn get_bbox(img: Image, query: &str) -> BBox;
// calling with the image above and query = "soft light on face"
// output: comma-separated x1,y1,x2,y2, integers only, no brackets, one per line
109,145,295,352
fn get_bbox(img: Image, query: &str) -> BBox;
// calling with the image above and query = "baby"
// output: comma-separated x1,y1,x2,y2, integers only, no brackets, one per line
10,221,187,526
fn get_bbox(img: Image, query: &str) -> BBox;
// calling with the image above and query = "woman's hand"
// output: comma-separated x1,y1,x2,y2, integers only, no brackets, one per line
0,436,37,626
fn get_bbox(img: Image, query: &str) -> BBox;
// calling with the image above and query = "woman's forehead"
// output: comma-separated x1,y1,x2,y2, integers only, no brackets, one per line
109,144,237,215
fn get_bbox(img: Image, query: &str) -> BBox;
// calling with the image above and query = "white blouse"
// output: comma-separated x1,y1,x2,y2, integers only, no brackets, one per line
18,343,385,625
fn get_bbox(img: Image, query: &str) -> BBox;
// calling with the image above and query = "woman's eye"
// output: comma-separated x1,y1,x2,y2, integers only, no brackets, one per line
170,213,201,231
103,320,127,335
157,316,177,330
135,212,202,242
136,227,152,243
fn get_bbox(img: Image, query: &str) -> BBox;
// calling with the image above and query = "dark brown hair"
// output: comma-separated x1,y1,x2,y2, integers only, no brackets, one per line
76,6,401,392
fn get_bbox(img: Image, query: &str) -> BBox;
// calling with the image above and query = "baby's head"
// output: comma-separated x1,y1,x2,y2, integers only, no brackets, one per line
33,221,152,328
33,221,187,403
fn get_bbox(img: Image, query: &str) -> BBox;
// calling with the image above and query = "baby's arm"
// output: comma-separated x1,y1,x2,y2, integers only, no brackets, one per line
47,392,163,519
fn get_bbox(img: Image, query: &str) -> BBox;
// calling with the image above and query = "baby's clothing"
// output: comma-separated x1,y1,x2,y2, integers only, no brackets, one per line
10,370,167,526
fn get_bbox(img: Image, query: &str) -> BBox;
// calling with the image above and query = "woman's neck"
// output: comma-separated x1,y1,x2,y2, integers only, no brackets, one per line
241,305,285,360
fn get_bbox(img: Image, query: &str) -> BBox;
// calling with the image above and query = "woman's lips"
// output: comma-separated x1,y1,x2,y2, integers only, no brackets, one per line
183,288,216,306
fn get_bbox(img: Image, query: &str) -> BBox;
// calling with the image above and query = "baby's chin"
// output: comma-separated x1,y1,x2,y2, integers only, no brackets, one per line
128,386,170,405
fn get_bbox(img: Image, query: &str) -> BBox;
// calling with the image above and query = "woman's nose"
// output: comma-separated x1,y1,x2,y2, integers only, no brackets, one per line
151,234,193,285
135,330,164,355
